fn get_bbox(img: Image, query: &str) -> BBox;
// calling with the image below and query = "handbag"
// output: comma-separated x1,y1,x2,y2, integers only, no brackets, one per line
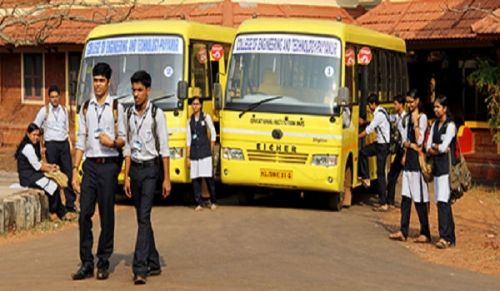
44,167,69,188
419,151,433,183
448,143,472,201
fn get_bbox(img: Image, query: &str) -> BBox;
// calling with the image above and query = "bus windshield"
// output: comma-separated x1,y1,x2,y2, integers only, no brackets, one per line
77,35,184,109
225,34,342,115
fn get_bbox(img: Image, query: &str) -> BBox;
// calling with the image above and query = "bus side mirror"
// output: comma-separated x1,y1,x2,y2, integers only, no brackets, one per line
177,81,188,100
213,82,222,110
338,87,351,106
177,81,188,110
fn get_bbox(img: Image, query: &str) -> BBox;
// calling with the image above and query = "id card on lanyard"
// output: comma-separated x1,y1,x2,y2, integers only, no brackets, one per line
131,105,149,152
94,103,108,139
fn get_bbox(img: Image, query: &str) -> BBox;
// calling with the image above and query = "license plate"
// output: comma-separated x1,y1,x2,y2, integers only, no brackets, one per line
260,168,293,180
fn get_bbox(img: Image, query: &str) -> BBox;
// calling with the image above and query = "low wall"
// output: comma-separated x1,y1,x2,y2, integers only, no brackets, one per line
0,189,49,234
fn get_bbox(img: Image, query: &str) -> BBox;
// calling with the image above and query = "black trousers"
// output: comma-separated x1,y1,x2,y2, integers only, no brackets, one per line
192,177,216,206
130,163,161,275
45,140,76,210
358,143,389,205
400,196,431,239
437,202,456,244
30,180,66,218
79,159,119,269
387,148,404,205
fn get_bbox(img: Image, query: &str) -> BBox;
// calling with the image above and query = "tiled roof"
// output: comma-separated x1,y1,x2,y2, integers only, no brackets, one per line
0,1,354,46
357,0,500,40
471,8,500,34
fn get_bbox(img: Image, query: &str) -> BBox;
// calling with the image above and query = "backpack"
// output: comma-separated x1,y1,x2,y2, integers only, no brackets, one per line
126,103,160,154
377,108,401,154
448,128,472,202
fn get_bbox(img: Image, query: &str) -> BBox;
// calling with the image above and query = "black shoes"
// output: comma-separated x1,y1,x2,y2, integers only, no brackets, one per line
96,268,109,280
71,266,94,280
134,274,147,285
148,268,161,276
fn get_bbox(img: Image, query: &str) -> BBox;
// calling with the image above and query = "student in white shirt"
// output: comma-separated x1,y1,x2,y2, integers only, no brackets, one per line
426,95,457,249
15,123,74,221
358,94,391,212
33,85,76,213
186,97,217,211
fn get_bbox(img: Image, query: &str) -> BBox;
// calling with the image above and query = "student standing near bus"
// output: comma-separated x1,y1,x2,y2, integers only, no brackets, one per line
33,85,77,213
71,62,126,281
186,97,217,211
358,94,390,212
123,70,171,284
389,90,431,242
426,95,457,249
386,95,407,208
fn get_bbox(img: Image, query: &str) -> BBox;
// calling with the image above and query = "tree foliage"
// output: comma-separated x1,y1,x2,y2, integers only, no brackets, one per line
468,59,500,143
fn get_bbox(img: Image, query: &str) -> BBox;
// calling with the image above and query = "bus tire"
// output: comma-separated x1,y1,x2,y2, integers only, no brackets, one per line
237,189,254,206
343,166,353,208
328,192,343,211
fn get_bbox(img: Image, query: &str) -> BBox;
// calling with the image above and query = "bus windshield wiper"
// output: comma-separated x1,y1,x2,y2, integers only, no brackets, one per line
238,95,283,118
151,93,175,103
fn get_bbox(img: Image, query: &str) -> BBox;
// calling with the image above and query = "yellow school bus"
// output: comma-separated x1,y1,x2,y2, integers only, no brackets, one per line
76,20,236,184
217,18,408,210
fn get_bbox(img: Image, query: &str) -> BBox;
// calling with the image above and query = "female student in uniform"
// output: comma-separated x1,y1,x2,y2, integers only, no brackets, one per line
389,90,431,243
186,97,217,211
426,95,457,249
15,123,74,221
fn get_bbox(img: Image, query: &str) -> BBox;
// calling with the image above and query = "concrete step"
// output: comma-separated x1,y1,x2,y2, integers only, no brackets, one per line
0,189,49,234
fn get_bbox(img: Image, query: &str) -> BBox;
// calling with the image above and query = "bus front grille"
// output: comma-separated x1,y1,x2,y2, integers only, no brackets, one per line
246,150,308,164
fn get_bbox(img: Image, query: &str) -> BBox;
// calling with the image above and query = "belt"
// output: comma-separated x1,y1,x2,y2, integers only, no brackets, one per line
131,158,158,168
87,157,120,164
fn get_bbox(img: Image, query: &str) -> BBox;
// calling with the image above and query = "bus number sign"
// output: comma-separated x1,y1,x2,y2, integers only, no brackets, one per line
357,47,372,65
211,44,224,61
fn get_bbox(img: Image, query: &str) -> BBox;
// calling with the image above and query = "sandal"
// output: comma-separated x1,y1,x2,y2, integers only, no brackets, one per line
372,204,389,212
413,235,430,243
389,231,407,241
435,238,452,249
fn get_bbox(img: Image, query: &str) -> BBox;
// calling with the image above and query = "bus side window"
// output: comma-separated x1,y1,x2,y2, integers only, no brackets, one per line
345,45,356,103
379,50,388,102
189,42,210,98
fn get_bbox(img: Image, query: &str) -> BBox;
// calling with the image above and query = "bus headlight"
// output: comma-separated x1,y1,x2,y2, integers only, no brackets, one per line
223,148,244,160
169,147,184,159
311,154,338,167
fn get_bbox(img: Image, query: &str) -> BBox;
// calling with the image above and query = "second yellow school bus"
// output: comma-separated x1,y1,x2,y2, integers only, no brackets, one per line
218,18,408,210
76,20,236,185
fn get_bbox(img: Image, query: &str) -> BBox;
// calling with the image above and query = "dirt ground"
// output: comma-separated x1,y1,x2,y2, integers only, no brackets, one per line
1,146,499,277
381,184,500,277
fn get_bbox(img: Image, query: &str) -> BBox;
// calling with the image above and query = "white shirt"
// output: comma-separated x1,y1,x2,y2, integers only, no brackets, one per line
391,111,407,147
425,120,457,153
401,113,427,146
186,114,216,146
33,104,69,142
123,101,170,161
75,95,126,157
365,106,390,144
21,143,42,170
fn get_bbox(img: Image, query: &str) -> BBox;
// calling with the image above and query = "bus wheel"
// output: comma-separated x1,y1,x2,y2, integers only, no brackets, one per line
328,192,344,211
343,166,353,208
237,189,255,206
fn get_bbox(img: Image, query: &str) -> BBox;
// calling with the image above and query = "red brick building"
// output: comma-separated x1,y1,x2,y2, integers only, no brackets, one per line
0,0,354,146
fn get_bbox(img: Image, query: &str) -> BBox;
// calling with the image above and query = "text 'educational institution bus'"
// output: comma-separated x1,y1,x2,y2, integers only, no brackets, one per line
76,20,236,185
216,18,408,210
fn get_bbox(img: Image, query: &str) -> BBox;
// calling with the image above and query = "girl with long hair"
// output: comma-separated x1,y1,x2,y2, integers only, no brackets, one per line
426,95,457,249
15,123,73,221
389,89,431,243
